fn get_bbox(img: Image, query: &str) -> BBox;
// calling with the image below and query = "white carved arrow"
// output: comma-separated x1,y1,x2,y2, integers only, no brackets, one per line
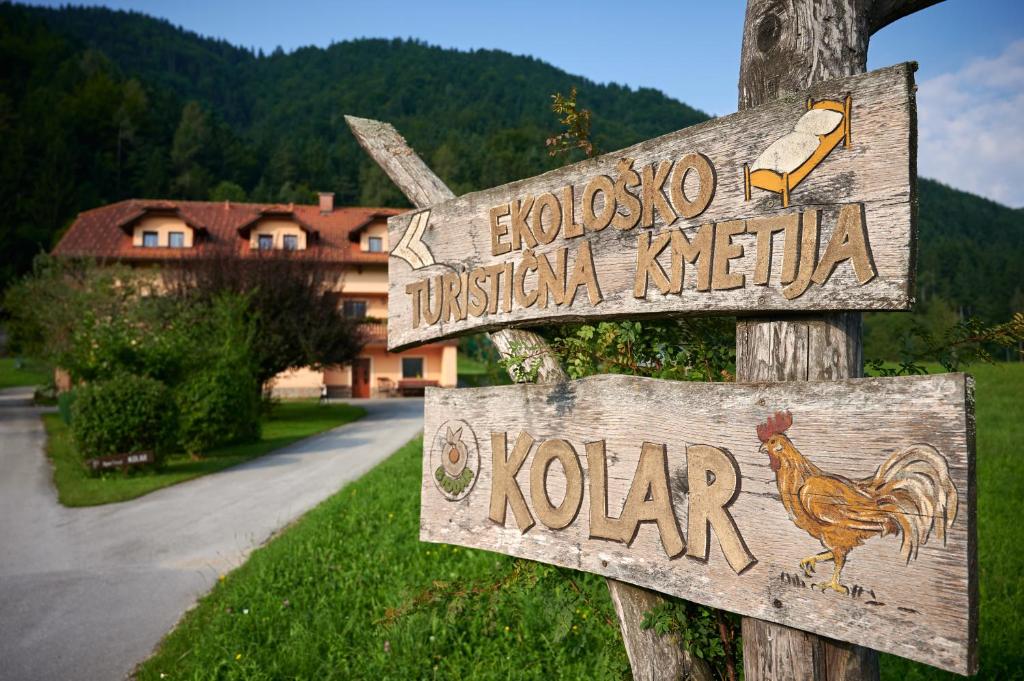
390,209,435,270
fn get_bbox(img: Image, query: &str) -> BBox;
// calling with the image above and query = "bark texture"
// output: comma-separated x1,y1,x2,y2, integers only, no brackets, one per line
735,0,930,678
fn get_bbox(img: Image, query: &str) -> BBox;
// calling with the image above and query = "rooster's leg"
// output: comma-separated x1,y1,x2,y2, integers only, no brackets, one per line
799,550,833,577
814,551,850,595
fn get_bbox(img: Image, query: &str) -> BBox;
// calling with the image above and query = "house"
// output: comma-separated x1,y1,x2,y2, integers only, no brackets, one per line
52,192,458,398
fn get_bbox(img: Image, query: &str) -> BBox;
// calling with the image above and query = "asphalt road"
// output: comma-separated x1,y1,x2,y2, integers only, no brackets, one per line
0,387,424,681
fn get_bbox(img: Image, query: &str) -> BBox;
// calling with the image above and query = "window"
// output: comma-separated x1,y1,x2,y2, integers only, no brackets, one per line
142,231,159,247
168,232,185,248
257,234,274,250
342,300,367,319
367,236,383,252
402,357,424,379
283,234,298,251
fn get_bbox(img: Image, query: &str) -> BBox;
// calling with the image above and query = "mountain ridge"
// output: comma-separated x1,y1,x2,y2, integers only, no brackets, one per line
1,3,1021,325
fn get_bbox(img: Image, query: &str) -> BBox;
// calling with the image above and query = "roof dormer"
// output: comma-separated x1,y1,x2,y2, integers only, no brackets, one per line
122,207,202,249
238,208,318,251
348,214,390,253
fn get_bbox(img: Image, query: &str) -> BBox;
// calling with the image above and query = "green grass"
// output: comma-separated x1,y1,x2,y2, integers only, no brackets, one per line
457,352,490,375
136,437,629,681
137,364,1024,680
0,357,51,389
44,400,366,507
881,362,1024,680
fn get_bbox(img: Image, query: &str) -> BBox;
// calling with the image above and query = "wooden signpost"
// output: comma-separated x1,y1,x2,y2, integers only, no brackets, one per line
349,1,978,677
385,64,916,352
421,373,976,674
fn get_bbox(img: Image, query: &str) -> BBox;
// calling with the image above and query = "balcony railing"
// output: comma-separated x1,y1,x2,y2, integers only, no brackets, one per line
358,320,387,342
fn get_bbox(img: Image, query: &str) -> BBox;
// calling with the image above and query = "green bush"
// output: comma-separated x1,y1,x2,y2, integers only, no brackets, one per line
71,374,175,462
57,389,77,424
176,362,260,455
174,295,261,456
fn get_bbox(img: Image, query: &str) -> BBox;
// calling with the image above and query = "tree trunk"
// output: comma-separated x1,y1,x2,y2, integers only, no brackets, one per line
346,115,712,681
736,0,936,678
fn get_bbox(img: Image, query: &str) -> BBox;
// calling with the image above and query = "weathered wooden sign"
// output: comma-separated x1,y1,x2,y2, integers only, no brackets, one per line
387,63,916,351
421,373,976,674
86,451,155,472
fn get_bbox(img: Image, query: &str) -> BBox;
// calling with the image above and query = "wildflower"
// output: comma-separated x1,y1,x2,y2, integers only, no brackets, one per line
504,626,510,633
383,640,391,653
218,575,225,582
242,608,249,615
235,653,242,661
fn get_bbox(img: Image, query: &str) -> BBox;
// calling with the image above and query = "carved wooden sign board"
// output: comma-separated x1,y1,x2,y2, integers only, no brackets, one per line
386,64,917,351
421,374,977,674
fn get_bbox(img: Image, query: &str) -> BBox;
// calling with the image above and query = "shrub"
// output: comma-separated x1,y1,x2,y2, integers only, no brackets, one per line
71,374,175,463
174,295,261,456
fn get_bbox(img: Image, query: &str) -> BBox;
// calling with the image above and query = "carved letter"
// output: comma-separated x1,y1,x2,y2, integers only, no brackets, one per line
532,192,562,245
582,175,615,232
746,213,798,286
405,279,425,328
511,196,537,251
641,160,676,228
612,159,641,231
685,444,756,574
634,231,671,297
490,204,511,256
711,220,745,290
811,203,876,286
618,442,685,559
669,153,716,219
441,270,463,322
586,440,626,542
489,431,535,533
422,275,443,325
565,241,602,306
783,209,820,300
562,185,583,238
483,263,505,315
514,249,539,308
467,267,488,317
536,247,567,309
530,439,584,530
670,223,714,293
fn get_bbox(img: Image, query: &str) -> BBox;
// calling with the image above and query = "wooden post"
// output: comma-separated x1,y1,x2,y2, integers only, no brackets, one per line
346,115,712,681
736,0,937,678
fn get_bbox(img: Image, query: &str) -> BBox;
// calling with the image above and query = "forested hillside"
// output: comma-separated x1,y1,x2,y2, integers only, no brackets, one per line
1,3,1021,329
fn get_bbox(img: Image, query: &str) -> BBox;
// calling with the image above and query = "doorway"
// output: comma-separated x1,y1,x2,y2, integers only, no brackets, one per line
351,358,371,398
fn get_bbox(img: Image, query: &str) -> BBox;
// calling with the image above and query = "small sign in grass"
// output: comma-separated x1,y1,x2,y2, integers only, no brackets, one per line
43,400,366,507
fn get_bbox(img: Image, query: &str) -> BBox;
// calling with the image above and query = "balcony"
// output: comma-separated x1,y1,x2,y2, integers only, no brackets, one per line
359,320,387,343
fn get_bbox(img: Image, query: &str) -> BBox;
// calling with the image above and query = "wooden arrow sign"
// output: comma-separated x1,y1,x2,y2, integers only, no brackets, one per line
386,63,917,351
421,372,977,675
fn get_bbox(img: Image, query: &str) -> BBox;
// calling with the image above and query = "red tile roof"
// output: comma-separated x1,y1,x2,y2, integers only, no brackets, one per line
53,199,403,264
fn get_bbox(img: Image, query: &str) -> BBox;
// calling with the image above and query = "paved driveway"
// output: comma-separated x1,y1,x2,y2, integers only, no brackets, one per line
0,387,424,681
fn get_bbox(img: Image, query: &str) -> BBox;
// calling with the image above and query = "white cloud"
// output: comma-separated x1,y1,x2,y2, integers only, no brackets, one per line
917,39,1024,207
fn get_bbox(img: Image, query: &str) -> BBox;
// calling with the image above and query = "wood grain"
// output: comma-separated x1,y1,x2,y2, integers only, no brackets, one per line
345,114,700,679
421,373,976,675
385,64,916,351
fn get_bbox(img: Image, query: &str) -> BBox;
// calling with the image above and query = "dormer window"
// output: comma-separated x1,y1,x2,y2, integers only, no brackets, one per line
258,234,274,250
368,236,383,253
169,232,185,248
283,234,298,251
142,231,159,247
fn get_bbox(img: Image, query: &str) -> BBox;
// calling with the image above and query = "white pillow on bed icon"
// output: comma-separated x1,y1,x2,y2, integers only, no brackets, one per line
751,109,845,174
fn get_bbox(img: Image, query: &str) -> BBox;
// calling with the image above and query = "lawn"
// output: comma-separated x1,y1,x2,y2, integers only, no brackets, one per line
0,357,51,389
136,364,1023,680
45,400,366,507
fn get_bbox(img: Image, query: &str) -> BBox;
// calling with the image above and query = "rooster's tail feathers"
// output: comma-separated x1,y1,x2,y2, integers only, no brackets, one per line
870,444,959,562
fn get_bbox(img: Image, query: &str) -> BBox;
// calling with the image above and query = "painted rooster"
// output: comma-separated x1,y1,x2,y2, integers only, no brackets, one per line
757,411,958,594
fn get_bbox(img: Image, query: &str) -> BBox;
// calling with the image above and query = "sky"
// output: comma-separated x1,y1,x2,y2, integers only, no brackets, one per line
25,0,1024,207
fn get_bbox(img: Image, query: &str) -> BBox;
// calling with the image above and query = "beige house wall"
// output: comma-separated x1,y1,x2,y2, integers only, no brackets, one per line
270,343,457,398
248,218,308,250
358,222,389,252
132,216,195,248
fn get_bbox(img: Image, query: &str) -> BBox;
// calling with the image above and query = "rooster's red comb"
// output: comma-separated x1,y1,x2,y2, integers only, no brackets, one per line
756,410,793,443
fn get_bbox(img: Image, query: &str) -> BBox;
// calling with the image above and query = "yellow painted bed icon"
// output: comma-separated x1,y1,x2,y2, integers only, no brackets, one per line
743,95,852,208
